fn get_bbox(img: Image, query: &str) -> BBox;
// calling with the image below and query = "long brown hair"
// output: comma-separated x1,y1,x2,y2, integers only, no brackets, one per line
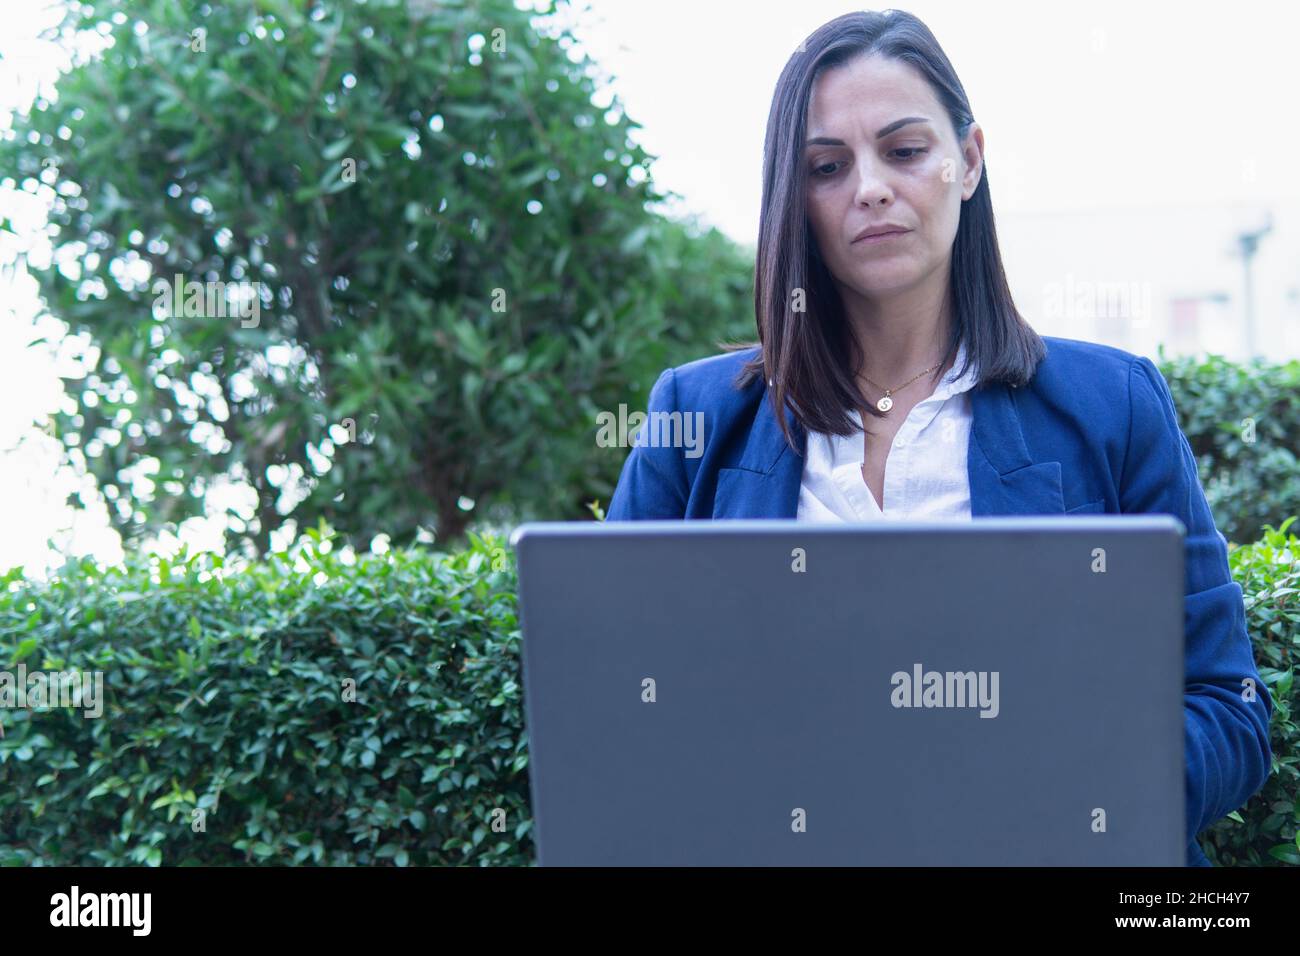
727,9,1045,450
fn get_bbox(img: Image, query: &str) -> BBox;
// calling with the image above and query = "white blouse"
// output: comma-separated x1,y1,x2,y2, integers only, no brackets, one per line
796,342,981,522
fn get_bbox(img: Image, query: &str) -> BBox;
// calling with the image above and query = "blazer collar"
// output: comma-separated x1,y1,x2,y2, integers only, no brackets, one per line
722,381,1066,518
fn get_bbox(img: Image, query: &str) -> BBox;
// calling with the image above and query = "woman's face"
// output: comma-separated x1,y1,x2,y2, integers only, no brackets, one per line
803,53,983,303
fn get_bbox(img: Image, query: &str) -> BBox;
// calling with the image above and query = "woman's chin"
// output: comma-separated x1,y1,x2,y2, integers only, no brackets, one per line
840,266,924,299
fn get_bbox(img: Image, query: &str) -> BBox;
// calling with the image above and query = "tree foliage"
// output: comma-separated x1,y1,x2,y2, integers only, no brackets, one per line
0,0,753,554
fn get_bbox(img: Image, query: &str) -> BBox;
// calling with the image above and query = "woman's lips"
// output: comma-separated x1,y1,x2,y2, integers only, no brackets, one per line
852,229,910,245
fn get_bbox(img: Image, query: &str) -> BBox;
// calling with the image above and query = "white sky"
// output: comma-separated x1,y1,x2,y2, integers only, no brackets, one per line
2,0,1298,575
570,0,1300,240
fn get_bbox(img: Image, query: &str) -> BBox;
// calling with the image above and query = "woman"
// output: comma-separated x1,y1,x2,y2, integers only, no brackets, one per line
606,10,1273,867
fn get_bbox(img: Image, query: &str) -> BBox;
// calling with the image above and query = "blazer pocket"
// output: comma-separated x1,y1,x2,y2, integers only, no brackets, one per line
1065,497,1106,515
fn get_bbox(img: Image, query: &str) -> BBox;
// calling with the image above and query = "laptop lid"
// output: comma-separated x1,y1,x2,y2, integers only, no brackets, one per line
511,517,1185,865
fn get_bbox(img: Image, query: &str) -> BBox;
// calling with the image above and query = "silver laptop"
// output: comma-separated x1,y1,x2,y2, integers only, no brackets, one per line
511,517,1185,866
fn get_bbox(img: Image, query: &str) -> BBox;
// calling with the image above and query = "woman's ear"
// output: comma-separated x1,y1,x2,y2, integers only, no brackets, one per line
960,123,985,201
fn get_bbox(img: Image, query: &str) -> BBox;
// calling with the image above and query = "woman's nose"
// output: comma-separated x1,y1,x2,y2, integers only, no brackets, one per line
853,156,893,207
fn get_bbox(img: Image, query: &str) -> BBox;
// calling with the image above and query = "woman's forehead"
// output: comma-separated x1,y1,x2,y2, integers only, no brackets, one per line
807,56,938,132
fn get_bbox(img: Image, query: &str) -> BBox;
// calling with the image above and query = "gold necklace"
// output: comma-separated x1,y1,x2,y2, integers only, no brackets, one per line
859,362,943,413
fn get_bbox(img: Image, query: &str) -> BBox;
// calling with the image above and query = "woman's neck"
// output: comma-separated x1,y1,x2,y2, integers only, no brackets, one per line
841,284,955,387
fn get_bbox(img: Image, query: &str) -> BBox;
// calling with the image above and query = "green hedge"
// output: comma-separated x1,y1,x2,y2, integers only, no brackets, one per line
1159,351,1300,546
0,527,531,866
1,518,1296,866
1203,517,1300,865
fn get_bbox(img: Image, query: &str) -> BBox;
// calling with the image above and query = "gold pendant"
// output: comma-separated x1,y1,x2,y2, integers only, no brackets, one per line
876,395,893,412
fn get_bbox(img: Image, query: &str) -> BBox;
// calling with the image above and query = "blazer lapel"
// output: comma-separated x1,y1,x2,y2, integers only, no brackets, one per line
967,382,1065,516
711,391,806,518
712,380,1065,519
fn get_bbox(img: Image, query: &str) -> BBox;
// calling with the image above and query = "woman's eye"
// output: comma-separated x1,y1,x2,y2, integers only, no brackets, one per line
812,161,841,177
892,147,928,161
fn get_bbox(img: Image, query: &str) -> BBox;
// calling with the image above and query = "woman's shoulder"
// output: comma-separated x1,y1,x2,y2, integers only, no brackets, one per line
1027,335,1160,406
1036,334,1144,378
654,335,1168,426
655,345,766,414
1022,337,1188,469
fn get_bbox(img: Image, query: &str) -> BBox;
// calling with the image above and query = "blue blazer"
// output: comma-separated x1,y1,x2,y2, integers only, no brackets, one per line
607,335,1274,867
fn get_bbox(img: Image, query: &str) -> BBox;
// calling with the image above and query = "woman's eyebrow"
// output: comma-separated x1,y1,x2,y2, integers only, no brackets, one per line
805,116,932,147
875,116,931,137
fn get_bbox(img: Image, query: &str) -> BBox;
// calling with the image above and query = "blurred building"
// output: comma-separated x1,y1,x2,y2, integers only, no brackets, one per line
998,199,1300,363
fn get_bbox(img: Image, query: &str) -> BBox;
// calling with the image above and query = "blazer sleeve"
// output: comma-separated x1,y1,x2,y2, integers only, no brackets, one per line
1122,355,1274,848
606,368,690,520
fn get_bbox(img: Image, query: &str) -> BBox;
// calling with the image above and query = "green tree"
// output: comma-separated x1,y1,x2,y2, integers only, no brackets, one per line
0,0,753,553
